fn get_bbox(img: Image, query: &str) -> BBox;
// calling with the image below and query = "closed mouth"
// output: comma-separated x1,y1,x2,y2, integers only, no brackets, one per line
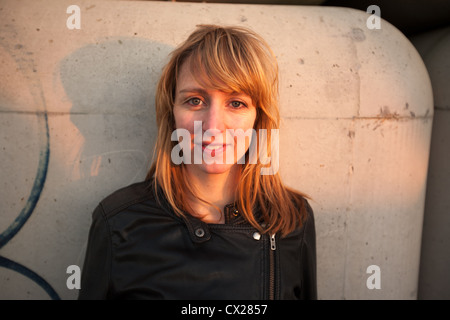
202,143,227,151
195,142,232,156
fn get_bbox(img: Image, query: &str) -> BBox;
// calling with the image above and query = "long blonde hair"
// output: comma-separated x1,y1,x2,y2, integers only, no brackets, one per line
146,24,308,236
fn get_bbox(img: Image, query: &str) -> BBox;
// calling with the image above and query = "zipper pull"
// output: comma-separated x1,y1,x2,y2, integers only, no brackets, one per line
270,233,276,251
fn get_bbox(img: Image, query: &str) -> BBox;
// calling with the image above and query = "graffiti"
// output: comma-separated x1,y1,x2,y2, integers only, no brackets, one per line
0,113,54,298
0,256,59,300
0,30,172,298
0,113,49,248
0,24,59,299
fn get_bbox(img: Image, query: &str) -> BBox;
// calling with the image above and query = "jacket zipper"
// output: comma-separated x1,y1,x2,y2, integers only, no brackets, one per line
269,233,276,300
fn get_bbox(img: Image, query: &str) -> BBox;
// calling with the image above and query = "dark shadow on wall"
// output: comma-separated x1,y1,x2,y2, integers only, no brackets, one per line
57,38,174,299
59,38,173,187
322,0,450,37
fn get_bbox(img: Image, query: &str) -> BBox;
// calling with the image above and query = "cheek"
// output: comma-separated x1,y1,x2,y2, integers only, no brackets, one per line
173,108,194,132
233,112,258,153
242,109,257,131
230,107,257,129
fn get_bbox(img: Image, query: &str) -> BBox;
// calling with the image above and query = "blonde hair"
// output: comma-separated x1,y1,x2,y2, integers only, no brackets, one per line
146,24,308,236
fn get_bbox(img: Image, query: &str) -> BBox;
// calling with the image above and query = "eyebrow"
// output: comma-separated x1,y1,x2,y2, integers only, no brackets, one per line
178,87,248,99
177,87,209,95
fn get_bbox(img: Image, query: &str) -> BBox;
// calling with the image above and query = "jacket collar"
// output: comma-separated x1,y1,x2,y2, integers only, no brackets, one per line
150,178,257,243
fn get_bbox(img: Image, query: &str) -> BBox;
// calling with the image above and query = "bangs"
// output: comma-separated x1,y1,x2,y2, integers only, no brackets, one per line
181,27,277,106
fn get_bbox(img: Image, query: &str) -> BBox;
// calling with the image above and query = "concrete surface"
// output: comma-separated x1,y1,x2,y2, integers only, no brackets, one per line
0,0,433,299
410,27,450,300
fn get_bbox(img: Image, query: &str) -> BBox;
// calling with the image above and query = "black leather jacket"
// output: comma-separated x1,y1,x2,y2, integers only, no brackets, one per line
78,180,317,300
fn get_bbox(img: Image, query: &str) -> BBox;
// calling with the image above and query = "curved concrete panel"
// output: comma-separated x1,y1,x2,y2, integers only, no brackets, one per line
0,0,433,299
410,26,450,300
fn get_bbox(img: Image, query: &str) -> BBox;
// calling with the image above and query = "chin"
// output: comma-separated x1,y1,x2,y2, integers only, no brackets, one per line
198,163,236,175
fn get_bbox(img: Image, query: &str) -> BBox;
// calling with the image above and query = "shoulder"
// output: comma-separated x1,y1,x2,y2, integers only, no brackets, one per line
284,187,315,230
96,180,157,218
285,188,314,214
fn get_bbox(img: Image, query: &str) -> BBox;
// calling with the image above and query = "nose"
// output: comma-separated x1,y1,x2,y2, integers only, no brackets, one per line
202,100,225,133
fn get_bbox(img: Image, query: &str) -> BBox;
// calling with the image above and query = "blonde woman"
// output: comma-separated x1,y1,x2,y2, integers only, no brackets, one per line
79,25,317,300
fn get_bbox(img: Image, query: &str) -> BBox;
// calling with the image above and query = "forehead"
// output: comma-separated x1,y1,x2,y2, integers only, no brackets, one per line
176,55,243,95
176,61,200,88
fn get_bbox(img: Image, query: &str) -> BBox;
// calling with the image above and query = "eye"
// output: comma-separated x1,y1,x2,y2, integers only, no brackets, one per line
230,101,246,109
187,97,203,106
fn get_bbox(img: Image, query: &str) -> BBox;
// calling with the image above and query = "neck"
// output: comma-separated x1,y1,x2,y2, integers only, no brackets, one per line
184,165,240,224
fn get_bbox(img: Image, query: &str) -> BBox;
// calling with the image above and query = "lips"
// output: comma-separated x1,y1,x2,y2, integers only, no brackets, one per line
202,143,226,151
201,142,225,155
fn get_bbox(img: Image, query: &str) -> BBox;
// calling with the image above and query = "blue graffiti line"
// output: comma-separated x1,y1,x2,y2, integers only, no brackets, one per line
0,112,55,299
0,112,50,248
0,255,60,300
1,25,57,300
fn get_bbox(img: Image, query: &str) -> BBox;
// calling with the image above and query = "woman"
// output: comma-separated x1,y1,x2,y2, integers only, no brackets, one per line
79,24,317,300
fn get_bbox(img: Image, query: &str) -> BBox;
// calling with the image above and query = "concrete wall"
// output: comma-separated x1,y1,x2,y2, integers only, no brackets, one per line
410,27,450,300
0,0,433,299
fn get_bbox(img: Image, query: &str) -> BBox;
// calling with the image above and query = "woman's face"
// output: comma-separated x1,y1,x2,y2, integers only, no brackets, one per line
173,61,257,176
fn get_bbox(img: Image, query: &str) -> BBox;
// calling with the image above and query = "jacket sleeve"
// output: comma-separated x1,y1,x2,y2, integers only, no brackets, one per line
300,200,317,299
78,204,112,300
